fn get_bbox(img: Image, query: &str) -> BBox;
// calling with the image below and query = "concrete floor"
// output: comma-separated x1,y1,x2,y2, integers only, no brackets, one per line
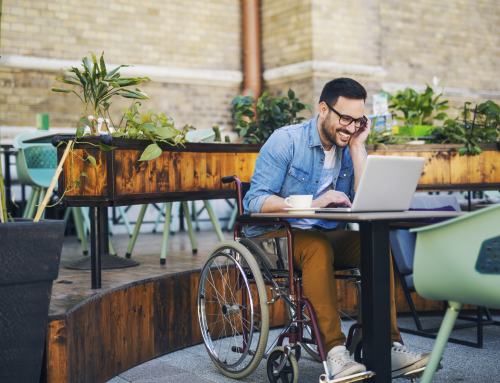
106,313,500,383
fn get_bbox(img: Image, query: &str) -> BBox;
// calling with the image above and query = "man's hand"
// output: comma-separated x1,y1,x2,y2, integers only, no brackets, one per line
311,190,352,208
349,116,371,149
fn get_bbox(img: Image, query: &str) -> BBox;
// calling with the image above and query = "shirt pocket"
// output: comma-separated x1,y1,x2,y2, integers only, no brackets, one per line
288,165,310,183
336,165,353,193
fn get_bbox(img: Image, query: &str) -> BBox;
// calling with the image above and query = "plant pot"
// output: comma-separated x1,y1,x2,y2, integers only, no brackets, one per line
0,219,65,383
407,140,426,145
55,136,262,207
398,125,436,137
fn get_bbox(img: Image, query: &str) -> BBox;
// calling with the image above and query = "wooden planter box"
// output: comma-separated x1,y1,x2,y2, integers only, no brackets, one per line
57,137,262,207
366,143,500,192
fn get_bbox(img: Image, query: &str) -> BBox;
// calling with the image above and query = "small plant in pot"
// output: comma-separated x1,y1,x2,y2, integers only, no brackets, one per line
385,85,449,144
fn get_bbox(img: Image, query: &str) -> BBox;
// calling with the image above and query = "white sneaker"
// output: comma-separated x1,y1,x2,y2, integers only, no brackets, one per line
391,342,430,378
327,345,367,378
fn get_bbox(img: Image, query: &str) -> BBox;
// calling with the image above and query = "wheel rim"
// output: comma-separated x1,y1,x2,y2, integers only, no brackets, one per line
267,349,294,383
198,247,264,373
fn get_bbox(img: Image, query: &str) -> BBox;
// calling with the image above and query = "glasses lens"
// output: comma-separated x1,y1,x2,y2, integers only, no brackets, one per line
354,119,367,128
339,116,352,126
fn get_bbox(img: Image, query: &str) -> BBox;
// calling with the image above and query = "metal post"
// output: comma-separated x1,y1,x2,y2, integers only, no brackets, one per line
359,221,391,383
99,207,109,255
4,150,12,212
90,206,102,289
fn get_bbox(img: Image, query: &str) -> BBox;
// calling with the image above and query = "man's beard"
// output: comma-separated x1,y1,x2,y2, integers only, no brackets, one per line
320,118,351,148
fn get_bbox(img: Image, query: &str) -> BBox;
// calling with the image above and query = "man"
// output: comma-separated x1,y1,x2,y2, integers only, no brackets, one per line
243,78,429,379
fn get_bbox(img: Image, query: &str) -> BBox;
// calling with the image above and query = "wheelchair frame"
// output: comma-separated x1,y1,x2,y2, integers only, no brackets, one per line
197,175,372,383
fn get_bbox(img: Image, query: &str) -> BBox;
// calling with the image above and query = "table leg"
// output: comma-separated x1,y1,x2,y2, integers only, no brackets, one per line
4,150,12,213
90,206,102,289
359,221,391,382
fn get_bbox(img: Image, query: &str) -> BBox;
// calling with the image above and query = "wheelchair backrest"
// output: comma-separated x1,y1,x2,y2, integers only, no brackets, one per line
246,236,290,271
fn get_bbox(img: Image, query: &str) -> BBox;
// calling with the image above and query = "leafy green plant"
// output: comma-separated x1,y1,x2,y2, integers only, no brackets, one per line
52,51,150,136
432,101,500,156
113,102,195,161
365,115,409,147
232,89,312,144
385,85,449,141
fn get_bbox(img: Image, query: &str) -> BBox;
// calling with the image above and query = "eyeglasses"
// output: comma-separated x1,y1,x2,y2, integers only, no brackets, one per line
326,104,367,129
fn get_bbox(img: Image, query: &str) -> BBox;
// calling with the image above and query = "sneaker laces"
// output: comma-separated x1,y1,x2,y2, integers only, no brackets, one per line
392,342,418,356
328,349,351,365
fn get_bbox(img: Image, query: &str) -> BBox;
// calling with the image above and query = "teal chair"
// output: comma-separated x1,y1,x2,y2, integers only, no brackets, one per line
125,128,226,264
411,203,500,382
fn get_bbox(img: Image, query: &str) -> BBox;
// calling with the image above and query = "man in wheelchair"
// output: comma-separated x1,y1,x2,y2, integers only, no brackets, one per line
243,78,430,379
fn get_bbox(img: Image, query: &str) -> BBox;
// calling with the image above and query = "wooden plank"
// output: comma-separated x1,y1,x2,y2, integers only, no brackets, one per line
467,151,485,184
169,152,182,192
181,152,195,191
432,151,451,185
450,151,468,185
418,152,435,185
190,273,203,345
46,320,68,383
221,152,235,190
145,155,158,194
153,279,168,357
194,152,207,191
484,150,500,184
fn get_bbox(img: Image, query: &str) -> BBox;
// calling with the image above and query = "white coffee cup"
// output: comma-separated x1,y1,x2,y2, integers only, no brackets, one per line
285,195,313,208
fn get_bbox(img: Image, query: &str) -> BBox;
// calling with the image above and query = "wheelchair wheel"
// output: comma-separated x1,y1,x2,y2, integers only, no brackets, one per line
198,241,270,379
238,238,274,270
266,346,299,383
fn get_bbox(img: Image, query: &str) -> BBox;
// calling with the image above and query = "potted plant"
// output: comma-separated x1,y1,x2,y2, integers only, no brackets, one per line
231,89,312,144
385,85,449,143
49,53,263,207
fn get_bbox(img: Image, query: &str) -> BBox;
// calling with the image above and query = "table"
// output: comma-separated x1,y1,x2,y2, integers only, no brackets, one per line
252,210,464,383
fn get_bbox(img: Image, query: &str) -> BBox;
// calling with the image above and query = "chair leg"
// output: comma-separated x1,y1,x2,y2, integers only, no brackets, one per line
152,203,166,233
108,223,116,255
117,206,133,237
27,187,40,218
23,188,35,218
181,201,197,254
192,200,200,231
74,207,88,255
227,204,239,231
62,205,72,223
125,204,148,258
37,187,46,219
160,202,173,265
419,301,463,383
203,200,225,241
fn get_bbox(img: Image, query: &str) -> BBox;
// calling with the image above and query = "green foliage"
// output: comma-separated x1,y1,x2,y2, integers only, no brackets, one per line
116,102,195,161
232,89,312,144
365,116,409,146
212,125,222,142
52,51,151,135
385,85,449,140
432,101,500,156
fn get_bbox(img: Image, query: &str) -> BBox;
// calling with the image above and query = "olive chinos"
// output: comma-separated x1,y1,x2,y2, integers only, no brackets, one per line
258,228,400,353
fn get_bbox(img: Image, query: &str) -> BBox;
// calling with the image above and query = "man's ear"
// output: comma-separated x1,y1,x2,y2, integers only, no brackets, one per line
318,101,329,119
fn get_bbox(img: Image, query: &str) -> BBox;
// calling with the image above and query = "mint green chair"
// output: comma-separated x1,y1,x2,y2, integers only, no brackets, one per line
412,203,500,382
125,128,226,264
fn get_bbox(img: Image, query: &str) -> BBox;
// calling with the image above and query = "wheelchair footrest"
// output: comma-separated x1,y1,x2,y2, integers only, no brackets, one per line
319,371,375,383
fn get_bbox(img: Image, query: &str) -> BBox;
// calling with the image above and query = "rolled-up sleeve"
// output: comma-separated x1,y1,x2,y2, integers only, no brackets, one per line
244,129,292,213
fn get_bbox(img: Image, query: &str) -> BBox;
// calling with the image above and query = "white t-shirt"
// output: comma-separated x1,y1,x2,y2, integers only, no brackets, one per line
291,146,336,230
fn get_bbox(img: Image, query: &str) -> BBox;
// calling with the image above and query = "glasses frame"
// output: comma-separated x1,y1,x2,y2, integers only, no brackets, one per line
325,104,367,129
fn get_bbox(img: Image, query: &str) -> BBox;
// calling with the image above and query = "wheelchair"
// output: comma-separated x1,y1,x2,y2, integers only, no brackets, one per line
197,176,371,383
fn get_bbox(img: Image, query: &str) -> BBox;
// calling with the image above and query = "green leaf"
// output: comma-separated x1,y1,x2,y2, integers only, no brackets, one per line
81,172,88,177
99,142,117,151
111,131,125,137
73,180,83,188
51,87,72,93
141,113,152,124
87,155,97,168
76,125,85,139
155,126,176,139
142,122,157,132
148,109,158,116
99,52,107,77
139,143,162,161
287,89,295,100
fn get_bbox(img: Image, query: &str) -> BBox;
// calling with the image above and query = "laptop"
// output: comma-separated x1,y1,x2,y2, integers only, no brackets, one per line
316,155,425,213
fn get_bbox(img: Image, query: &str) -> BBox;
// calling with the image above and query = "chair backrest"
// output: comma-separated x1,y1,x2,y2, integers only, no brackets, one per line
390,194,462,278
12,131,55,149
185,127,225,143
24,146,57,169
412,203,500,308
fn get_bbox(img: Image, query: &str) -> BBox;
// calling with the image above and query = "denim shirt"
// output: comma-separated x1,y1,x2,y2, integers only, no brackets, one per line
243,115,364,237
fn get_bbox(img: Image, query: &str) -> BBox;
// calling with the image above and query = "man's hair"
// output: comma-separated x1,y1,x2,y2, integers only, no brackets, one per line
319,78,367,107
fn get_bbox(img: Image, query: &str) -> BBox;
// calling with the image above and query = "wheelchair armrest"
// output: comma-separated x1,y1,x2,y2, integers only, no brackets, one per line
235,214,281,224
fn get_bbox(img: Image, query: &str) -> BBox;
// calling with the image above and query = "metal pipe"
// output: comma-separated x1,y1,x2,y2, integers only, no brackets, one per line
242,0,261,97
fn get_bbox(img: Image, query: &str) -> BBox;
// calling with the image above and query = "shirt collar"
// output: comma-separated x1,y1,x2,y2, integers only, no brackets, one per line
309,115,323,148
